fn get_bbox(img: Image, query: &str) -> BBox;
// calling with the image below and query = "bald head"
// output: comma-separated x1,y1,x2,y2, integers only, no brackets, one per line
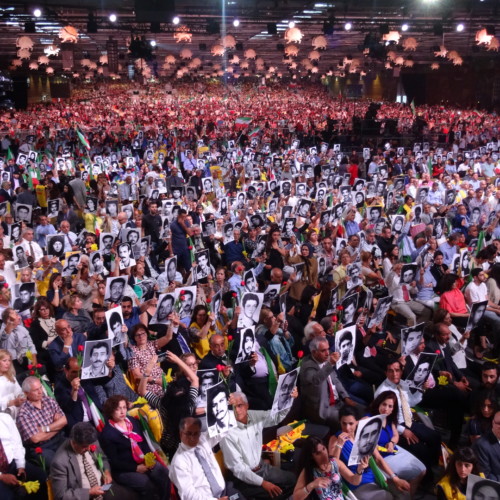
270,268,283,284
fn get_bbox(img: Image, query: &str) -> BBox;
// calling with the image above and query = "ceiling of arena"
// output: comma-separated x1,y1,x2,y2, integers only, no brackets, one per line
2,0,500,79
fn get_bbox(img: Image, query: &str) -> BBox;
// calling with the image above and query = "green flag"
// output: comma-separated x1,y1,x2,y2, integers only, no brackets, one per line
410,99,416,116
76,128,90,150
6,147,13,161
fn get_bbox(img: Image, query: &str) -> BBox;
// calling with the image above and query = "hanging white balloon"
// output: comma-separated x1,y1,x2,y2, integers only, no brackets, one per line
17,48,31,60
244,49,256,59
222,35,237,49
16,36,34,50
382,31,401,43
284,45,299,57
284,27,303,44
38,55,50,65
211,44,225,56
44,45,60,57
180,48,193,60
311,35,327,50
308,50,321,61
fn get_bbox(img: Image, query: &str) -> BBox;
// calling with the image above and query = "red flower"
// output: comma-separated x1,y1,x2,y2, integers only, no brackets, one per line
336,305,344,311
216,364,224,372
282,281,287,286
332,315,338,322
188,246,193,250
227,335,233,341
36,363,42,369
77,345,84,352
232,292,237,298
35,447,43,454
30,370,35,375
180,295,186,301
27,364,33,370
206,297,211,304
23,318,33,328
180,290,186,295
2,283,7,289
435,349,441,355
297,350,304,359
241,281,245,286
89,444,97,452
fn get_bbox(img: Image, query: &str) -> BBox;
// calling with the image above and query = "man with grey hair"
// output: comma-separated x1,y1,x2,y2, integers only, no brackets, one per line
298,337,355,427
17,376,67,468
50,422,135,500
220,391,297,499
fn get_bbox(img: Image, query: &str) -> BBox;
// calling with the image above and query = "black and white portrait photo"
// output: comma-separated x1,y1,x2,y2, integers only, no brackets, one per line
243,269,258,293
341,292,359,326
223,223,234,244
460,250,471,277
195,249,212,280
86,197,98,213
81,339,112,380
406,352,437,391
282,217,296,239
415,187,429,204
206,382,236,438
105,307,126,346
348,414,386,466
117,242,136,270
466,474,500,500
46,234,65,259
237,292,263,329
0,202,7,217
202,219,216,237
196,369,220,413
367,295,393,328
47,199,60,219
104,276,126,303
89,251,107,277
296,199,312,218
12,282,35,317
13,245,29,270
367,206,383,224
346,263,363,290
234,327,256,364
466,300,488,332
433,218,445,240
391,215,405,235
150,293,176,325
99,233,115,255
62,252,81,277
335,325,356,369
105,200,119,217
175,286,197,319
401,323,425,356
400,264,418,285
263,284,280,307
16,204,32,224
271,368,300,415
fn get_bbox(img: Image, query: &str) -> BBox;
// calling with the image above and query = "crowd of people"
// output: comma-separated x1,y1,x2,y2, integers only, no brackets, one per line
1,80,500,500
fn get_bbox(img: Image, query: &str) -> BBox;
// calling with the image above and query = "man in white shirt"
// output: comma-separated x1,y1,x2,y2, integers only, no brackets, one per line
464,268,500,330
219,391,296,499
58,220,78,253
0,412,47,499
170,416,243,499
19,228,43,265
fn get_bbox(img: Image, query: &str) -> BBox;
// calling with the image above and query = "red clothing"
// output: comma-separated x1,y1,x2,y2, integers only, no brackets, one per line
347,164,359,185
439,288,468,314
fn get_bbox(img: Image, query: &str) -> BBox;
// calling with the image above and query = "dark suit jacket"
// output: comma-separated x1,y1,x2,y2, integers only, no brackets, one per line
99,418,150,475
298,355,349,424
54,377,102,430
425,338,463,381
50,439,110,500
473,430,500,481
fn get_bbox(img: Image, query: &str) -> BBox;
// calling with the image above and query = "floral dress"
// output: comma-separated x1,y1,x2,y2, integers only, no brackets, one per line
312,458,343,500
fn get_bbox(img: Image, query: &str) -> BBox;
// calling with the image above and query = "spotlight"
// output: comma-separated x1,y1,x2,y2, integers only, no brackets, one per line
288,21,295,28
456,23,464,32
109,13,117,23
33,8,42,18
172,16,180,25
402,23,409,32
233,19,240,28
344,22,352,31
150,40,157,47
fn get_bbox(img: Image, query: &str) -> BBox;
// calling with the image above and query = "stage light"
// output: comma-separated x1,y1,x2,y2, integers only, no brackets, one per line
33,8,42,18
172,16,180,25
109,13,117,23
288,21,295,28
344,22,352,31
233,19,240,27
456,23,464,32
402,23,409,32
150,40,157,47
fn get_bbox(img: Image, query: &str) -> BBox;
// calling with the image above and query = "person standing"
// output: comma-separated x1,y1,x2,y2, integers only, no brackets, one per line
170,209,194,274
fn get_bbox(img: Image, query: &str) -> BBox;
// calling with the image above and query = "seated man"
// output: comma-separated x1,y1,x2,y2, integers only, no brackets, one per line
0,412,47,500
16,376,67,468
170,416,242,499
50,422,137,500
54,357,103,430
473,409,500,481
298,337,354,428
220,391,297,500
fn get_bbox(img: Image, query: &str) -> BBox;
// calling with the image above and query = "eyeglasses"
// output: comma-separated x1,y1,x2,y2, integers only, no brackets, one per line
182,430,201,437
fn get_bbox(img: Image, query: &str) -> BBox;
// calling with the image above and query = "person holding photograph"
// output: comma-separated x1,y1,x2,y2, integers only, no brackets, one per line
62,294,93,336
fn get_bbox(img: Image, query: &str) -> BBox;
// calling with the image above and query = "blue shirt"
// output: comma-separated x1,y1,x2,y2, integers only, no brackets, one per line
170,219,190,253
438,241,458,266
35,223,56,248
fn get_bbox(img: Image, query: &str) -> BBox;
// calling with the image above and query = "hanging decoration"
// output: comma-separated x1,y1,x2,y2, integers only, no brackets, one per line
211,44,225,56
402,37,418,51
58,26,78,43
285,45,299,57
284,27,303,44
174,26,192,43
312,35,327,50
16,36,34,50
44,45,60,57
382,31,401,43
244,48,256,59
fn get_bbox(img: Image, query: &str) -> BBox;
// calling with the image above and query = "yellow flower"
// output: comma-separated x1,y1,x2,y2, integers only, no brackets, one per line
132,397,148,406
144,452,157,468
438,375,449,386
26,350,33,361
19,481,40,494
165,368,173,383
90,244,98,251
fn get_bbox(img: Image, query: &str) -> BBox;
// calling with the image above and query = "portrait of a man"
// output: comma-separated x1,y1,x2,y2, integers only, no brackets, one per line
118,243,136,270
105,277,126,303
13,282,35,313
271,368,299,414
81,340,112,379
235,327,255,364
152,293,175,324
401,323,425,356
349,416,384,465
105,308,126,346
407,353,437,391
335,326,356,368
206,382,236,437
237,292,262,329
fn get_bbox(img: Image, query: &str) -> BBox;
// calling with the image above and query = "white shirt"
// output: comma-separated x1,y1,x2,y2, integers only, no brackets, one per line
0,375,23,412
20,239,44,262
0,412,26,468
464,281,488,306
219,406,291,486
58,231,78,253
170,432,225,500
